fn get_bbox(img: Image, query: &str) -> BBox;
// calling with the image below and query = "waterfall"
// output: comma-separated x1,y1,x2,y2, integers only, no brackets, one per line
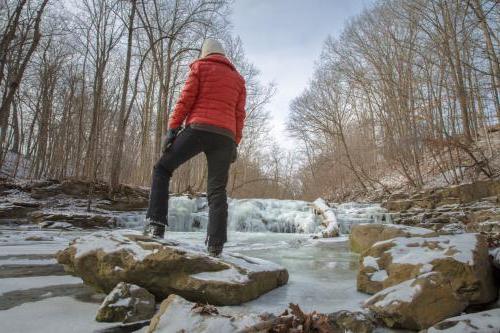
116,197,391,234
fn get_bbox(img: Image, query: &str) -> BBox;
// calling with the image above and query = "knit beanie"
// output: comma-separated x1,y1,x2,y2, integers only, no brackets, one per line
200,38,225,58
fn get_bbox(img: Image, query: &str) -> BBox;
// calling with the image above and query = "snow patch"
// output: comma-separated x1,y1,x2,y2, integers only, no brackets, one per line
427,308,500,333
365,276,424,307
370,270,388,282
375,233,477,266
363,256,379,270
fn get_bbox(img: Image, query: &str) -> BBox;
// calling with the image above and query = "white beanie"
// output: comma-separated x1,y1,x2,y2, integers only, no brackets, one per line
200,38,225,58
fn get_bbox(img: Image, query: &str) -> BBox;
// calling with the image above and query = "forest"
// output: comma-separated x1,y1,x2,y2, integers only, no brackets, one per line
0,0,499,201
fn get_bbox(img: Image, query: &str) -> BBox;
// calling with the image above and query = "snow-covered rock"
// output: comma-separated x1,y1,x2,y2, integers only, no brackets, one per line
312,198,340,237
364,272,466,330
56,230,288,305
30,210,116,229
96,282,155,323
422,308,500,333
147,294,260,333
350,223,436,253
327,310,375,333
357,233,497,305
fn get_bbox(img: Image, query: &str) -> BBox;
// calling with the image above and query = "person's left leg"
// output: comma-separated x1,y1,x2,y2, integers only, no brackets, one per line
204,134,234,254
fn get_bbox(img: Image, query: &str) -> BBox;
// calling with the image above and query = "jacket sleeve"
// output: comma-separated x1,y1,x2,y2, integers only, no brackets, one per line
168,63,200,129
235,84,247,144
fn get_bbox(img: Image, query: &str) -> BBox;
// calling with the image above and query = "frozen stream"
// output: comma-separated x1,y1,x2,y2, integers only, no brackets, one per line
0,198,391,332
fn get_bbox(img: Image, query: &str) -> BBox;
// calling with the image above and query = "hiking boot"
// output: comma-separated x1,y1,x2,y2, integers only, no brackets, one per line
143,219,165,239
207,244,223,257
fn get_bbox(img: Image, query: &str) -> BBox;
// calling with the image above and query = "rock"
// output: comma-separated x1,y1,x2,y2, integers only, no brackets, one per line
327,310,375,333
364,272,466,330
0,200,38,219
438,223,466,235
467,208,500,224
147,294,260,333
350,223,436,253
383,180,500,213
96,282,155,323
490,248,500,270
29,179,149,211
357,233,497,305
422,308,500,333
39,221,75,229
56,230,289,305
29,210,115,228
467,220,500,233
383,199,414,212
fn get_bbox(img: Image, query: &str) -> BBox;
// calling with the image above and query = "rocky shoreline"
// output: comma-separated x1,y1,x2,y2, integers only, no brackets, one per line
1,177,499,332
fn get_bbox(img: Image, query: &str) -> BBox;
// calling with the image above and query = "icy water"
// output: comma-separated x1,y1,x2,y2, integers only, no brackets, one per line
0,227,367,332
0,199,391,332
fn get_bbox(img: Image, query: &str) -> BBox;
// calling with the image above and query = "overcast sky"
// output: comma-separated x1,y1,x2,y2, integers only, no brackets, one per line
231,0,374,148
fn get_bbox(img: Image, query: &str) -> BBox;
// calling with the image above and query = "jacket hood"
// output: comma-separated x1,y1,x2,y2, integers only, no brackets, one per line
193,54,236,71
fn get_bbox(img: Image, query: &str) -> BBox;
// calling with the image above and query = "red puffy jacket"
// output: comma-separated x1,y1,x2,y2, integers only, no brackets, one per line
168,54,246,144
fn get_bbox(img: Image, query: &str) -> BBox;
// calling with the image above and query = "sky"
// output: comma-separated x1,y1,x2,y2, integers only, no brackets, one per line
231,0,374,149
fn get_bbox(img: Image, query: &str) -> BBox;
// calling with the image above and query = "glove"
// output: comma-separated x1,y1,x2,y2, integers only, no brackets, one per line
162,127,181,153
231,143,238,163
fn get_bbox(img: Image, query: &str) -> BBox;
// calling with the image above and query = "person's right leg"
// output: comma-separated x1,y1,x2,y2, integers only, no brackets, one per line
146,128,202,236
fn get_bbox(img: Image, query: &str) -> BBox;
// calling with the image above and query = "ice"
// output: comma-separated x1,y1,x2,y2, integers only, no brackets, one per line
333,202,392,233
313,198,340,235
0,258,57,265
0,275,83,295
0,296,115,332
163,232,369,314
117,197,391,235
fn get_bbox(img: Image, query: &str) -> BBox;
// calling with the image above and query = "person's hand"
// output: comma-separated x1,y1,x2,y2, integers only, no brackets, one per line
231,143,238,163
162,127,181,153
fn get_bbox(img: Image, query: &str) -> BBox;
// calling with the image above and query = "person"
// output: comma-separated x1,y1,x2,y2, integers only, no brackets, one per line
144,38,246,257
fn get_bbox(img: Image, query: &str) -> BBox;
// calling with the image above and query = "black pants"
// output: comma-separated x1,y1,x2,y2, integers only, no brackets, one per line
146,127,234,246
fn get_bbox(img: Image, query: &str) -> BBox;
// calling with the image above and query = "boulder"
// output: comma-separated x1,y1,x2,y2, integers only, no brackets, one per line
96,282,155,323
383,200,414,212
364,272,466,330
327,310,375,333
357,233,497,305
422,308,500,333
350,223,436,253
56,230,289,305
147,294,260,333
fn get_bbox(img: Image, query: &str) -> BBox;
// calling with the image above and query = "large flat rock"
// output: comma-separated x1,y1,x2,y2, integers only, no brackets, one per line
56,230,288,305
